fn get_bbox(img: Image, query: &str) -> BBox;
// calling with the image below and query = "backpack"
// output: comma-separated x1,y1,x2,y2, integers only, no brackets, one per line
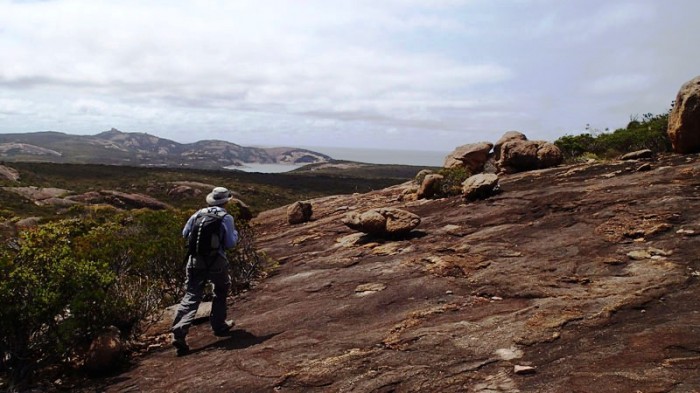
187,210,226,257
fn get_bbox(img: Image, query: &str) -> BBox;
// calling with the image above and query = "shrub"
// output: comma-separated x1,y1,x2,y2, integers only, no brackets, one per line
555,112,671,162
437,166,471,197
0,208,272,389
0,220,118,389
227,221,274,293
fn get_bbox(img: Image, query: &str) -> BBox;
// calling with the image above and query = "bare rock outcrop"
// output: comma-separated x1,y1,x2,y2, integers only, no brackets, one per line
462,173,499,200
342,207,420,236
287,201,313,224
100,191,170,210
109,153,700,393
15,217,41,229
167,185,202,199
443,142,493,173
0,164,20,181
668,75,700,153
2,186,71,202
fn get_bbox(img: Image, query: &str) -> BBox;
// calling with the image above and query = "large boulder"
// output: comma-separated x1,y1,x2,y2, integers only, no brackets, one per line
497,139,562,173
443,142,493,173
668,75,700,154
462,173,500,200
417,174,444,200
494,131,527,160
342,208,420,236
287,201,313,225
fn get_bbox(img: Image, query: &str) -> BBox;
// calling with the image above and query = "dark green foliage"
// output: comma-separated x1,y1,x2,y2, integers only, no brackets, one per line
555,112,671,162
437,166,471,196
0,208,269,388
0,220,118,388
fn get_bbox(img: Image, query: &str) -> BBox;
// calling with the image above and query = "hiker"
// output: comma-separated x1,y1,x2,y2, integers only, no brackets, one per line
171,186,239,356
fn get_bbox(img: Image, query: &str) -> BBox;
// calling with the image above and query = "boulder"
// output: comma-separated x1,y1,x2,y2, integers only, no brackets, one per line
443,142,493,173
497,140,562,173
462,173,499,200
536,142,564,168
167,185,202,199
414,169,434,185
84,326,123,373
417,174,444,200
15,217,41,229
668,75,700,154
342,208,420,236
494,131,527,160
287,201,313,224
620,149,653,161
0,165,20,181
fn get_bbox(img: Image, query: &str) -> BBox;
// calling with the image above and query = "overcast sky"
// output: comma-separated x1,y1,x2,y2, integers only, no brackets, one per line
0,0,698,152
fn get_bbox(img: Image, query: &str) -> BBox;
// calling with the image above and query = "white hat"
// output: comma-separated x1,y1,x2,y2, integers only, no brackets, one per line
206,187,233,206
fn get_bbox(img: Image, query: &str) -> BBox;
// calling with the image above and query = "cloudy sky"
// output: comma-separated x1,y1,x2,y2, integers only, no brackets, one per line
0,0,698,152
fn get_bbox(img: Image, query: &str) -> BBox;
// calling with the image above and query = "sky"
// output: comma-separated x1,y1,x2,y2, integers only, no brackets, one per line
0,0,699,152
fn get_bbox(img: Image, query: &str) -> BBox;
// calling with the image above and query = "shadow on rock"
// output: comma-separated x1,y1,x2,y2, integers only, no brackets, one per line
190,329,279,354
357,230,428,244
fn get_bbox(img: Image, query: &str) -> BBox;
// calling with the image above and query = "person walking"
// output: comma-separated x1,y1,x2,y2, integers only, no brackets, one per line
171,186,239,356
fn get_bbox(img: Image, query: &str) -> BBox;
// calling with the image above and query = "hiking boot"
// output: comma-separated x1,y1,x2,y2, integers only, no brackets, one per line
172,337,189,356
213,320,235,337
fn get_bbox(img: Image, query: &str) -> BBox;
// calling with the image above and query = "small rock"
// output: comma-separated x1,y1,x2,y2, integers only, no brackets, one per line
677,228,697,236
445,290,454,295
287,201,313,224
354,283,387,296
491,296,503,301
636,163,652,172
627,250,651,260
513,365,536,375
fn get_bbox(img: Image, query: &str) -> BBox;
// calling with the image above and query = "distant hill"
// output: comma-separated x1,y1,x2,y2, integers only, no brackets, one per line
0,129,332,170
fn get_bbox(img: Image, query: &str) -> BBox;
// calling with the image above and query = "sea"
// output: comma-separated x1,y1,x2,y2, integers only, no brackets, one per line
230,147,449,173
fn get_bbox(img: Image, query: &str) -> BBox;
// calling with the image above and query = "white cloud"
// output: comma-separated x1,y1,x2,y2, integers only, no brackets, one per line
0,0,698,152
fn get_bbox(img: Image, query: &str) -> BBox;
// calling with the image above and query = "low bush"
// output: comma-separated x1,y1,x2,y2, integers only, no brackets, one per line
0,208,270,390
555,112,671,162
437,166,471,196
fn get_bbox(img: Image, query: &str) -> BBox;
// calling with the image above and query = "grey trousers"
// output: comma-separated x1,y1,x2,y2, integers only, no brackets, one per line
171,255,232,339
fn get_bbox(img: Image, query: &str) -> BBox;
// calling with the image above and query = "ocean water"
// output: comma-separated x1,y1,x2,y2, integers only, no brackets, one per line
229,147,448,173
306,146,448,167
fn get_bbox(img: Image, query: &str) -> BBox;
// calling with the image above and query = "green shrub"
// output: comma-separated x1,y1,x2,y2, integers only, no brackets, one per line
0,208,271,388
0,220,117,389
555,112,671,162
437,166,471,197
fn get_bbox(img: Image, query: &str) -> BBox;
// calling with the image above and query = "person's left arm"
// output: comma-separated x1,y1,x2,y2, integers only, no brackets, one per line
222,214,239,249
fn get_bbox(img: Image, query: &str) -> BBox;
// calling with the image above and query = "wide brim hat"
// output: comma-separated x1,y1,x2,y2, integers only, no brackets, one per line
206,187,233,206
